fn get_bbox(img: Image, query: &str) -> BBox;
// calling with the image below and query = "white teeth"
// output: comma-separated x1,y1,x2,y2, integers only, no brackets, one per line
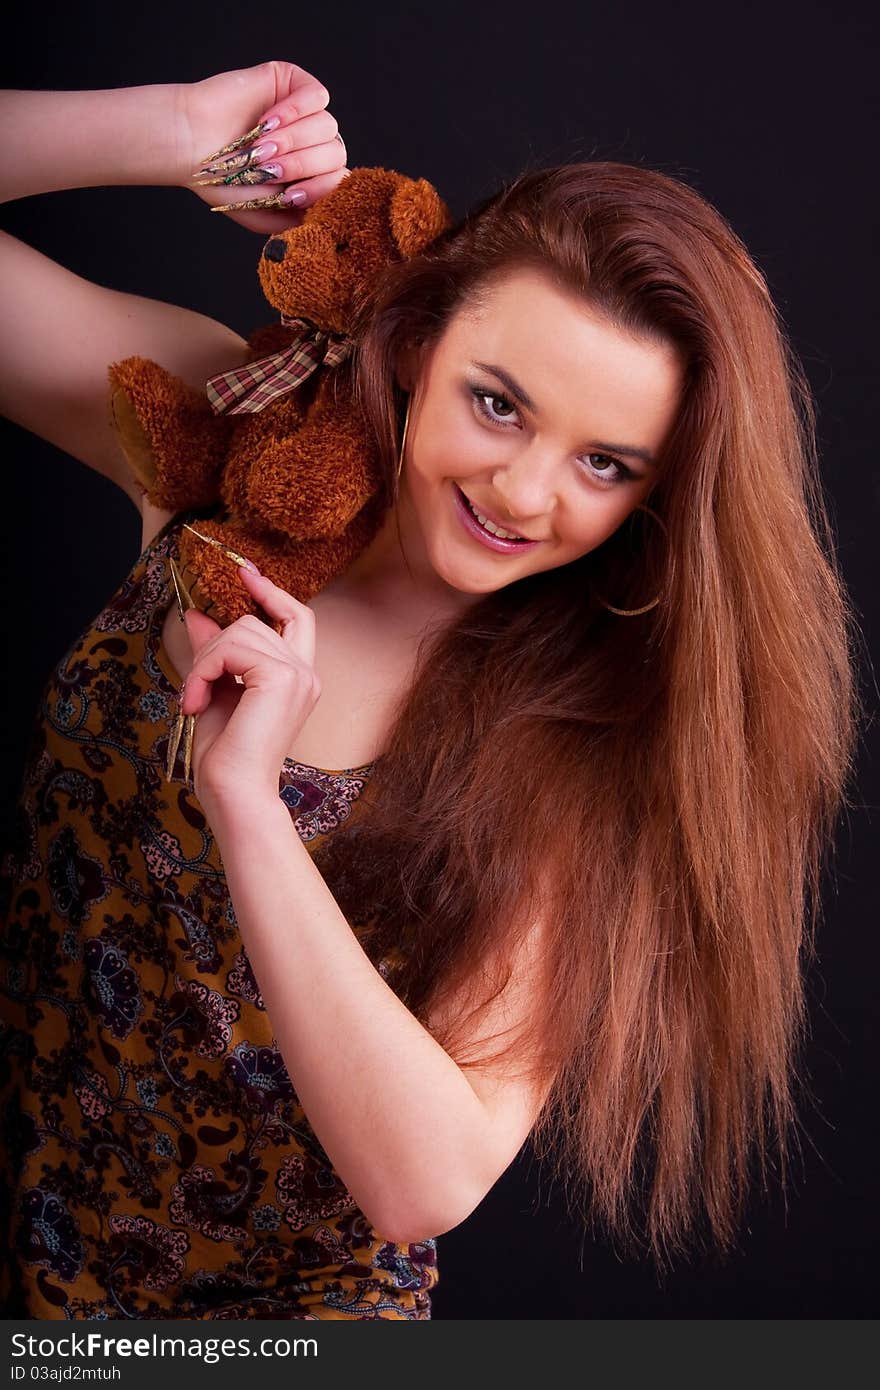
463,492,524,540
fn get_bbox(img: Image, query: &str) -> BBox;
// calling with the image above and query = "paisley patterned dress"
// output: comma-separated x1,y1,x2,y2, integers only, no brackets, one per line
0,511,438,1320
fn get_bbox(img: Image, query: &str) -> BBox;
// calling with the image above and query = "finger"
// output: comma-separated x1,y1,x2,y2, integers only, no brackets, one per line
193,111,339,179
232,137,347,190
184,613,285,675
184,632,309,715
260,64,331,127
261,108,339,156
236,567,316,667
182,606,222,654
273,165,351,212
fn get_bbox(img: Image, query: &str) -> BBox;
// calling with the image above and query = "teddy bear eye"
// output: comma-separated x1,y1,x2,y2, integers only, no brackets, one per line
335,240,350,253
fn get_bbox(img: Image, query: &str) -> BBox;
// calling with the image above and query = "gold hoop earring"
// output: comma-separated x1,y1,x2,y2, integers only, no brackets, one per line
592,505,671,616
396,393,412,481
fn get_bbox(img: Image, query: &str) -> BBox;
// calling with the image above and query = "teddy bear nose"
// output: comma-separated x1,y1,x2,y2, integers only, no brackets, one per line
263,239,287,262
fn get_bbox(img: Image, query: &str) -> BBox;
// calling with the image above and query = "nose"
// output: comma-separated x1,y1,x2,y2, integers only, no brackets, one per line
491,447,559,528
263,238,286,262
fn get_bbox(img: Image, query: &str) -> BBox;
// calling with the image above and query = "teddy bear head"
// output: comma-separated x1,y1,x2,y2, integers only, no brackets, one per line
257,165,453,335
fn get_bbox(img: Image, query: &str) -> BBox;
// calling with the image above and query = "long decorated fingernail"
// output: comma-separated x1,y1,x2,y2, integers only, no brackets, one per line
194,116,280,169
192,150,254,179
168,556,194,621
191,142,279,179
209,191,290,213
193,166,282,188
165,710,185,781
182,524,257,571
182,713,196,785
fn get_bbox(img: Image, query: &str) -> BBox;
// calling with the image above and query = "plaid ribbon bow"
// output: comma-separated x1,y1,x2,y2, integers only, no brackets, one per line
205,314,354,415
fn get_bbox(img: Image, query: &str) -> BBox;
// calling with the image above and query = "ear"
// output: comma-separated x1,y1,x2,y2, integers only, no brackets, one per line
395,335,429,393
388,178,452,259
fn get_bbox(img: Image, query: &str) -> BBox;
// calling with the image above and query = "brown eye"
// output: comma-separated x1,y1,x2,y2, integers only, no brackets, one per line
335,239,349,253
471,387,519,424
579,453,633,486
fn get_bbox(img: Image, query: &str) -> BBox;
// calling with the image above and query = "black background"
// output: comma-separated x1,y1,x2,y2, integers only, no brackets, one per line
1,0,876,1318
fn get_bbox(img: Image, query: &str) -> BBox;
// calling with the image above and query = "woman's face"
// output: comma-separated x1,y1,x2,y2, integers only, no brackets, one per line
394,264,684,601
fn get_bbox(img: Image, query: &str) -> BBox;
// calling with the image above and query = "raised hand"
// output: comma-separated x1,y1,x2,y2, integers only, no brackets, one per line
180,564,322,805
178,61,349,234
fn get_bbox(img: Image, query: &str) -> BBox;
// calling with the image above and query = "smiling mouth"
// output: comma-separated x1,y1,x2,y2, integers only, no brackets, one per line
456,485,535,541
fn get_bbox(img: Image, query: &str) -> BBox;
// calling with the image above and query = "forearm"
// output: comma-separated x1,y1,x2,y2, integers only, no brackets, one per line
0,85,186,205
206,791,493,1245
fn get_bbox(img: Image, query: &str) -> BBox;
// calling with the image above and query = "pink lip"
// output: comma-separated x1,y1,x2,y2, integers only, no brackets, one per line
452,483,541,554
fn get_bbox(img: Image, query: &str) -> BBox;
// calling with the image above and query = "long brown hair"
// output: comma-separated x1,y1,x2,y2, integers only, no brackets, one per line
314,161,863,1271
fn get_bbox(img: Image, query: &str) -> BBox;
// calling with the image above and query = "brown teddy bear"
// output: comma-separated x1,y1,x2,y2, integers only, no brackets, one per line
107,166,453,627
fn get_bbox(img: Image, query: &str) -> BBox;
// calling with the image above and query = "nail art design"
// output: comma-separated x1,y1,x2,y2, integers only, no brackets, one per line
193,166,280,189
165,709,185,781
182,710,195,784
209,191,290,213
164,553,199,784
192,145,279,181
164,710,197,784
192,146,265,179
194,119,276,169
182,523,255,570
193,142,277,177
168,556,194,621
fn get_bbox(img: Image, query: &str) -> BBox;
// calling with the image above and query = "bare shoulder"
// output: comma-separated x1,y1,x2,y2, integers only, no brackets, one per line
139,495,179,553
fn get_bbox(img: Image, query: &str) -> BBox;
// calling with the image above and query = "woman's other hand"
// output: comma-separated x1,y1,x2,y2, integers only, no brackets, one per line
180,565,322,805
177,61,349,233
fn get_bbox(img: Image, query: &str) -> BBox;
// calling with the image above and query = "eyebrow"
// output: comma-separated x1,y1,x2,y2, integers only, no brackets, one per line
468,359,658,468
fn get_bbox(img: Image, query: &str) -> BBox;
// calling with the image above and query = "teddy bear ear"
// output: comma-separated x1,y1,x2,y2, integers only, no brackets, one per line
388,177,453,260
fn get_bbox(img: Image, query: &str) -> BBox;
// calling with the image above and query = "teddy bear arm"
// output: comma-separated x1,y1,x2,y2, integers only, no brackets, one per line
246,407,382,540
107,355,234,510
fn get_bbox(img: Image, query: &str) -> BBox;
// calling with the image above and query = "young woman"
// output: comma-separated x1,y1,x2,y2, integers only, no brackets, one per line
0,62,860,1320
